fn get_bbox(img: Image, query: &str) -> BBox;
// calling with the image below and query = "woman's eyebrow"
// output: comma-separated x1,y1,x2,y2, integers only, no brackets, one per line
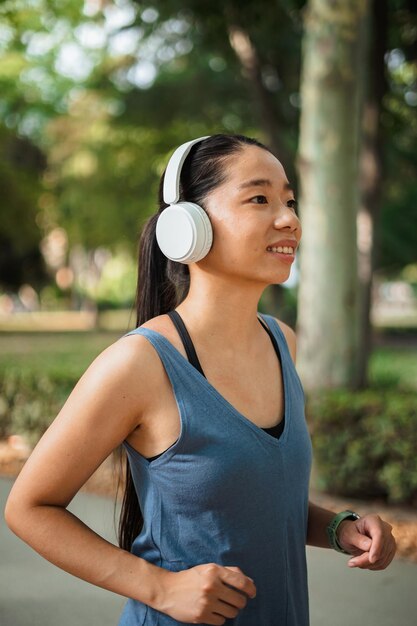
238,178,294,193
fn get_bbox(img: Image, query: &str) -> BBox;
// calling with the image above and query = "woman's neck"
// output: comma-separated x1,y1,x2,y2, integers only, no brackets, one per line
176,281,269,353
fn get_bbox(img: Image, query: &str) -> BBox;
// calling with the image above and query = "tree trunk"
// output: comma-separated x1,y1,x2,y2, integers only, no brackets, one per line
296,0,369,390
356,0,387,388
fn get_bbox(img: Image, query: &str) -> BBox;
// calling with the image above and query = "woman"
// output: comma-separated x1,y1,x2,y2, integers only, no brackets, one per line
5,134,396,625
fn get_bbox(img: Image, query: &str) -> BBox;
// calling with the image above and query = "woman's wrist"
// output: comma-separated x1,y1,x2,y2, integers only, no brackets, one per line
327,510,361,554
141,561,176,612
307,501,346,548
123,554,173,610
335,520,352,552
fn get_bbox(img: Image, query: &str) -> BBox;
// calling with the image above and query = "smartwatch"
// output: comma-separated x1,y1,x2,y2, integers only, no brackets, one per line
326,510,361,555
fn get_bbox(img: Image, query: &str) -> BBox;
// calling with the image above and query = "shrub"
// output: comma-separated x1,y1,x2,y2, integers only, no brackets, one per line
0,366,77,447
307,388,417,505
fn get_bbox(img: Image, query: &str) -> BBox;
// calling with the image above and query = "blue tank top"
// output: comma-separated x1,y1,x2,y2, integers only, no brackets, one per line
118,313,313,626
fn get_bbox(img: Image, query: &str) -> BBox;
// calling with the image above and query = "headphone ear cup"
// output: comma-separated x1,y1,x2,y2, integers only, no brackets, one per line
155,202,213,264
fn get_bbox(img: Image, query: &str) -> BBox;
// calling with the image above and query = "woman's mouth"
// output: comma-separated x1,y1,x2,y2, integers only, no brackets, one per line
266,246,295,264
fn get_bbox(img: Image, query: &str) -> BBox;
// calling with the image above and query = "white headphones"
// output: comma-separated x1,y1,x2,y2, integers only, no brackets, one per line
155,136,214,264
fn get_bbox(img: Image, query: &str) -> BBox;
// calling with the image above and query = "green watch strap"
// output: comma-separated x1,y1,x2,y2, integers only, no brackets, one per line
326,510,360,555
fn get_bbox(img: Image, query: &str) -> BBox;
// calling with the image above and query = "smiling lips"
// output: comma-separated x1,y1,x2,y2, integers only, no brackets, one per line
266,239,298,253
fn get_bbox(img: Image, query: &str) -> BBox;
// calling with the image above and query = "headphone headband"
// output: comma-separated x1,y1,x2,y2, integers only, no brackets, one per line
163,136,210,205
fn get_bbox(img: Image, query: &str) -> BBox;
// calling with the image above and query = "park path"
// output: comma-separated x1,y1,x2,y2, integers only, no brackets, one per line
1,476,416,626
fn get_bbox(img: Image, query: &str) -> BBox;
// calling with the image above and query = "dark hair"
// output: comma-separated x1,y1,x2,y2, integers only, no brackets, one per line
115,133,271,552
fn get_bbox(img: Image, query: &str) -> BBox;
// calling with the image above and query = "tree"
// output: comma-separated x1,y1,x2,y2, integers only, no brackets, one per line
296,0,370,390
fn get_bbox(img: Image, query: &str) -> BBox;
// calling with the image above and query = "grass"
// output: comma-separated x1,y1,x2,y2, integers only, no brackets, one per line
0,330,124,380
369,345,417,391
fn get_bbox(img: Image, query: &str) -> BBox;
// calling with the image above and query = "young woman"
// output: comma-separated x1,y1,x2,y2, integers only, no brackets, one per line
5,134,396,625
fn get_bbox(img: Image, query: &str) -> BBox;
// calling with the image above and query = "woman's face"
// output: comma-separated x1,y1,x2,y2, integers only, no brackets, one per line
199,144,302,285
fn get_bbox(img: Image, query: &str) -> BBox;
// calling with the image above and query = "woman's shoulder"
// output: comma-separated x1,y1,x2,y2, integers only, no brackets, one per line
112,313,183,370
79,316,175,416
126,313,187,358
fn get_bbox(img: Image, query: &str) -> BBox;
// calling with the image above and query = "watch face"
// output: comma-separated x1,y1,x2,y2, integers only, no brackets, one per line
348,512,360,520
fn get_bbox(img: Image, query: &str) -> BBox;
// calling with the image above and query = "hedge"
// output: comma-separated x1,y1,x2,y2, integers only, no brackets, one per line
307,388,417,505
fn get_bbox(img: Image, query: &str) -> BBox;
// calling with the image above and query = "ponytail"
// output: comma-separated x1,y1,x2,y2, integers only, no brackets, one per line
116,181,192,552
135,213,177,326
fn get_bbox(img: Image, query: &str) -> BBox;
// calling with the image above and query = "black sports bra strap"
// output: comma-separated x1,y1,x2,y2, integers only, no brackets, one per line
167,310,206,377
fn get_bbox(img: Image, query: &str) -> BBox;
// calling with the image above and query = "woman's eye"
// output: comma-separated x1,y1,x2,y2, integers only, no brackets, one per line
287,199,298,212
250,195,268,204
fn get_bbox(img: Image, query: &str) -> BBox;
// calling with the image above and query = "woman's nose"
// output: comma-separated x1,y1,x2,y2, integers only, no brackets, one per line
273,205,300,229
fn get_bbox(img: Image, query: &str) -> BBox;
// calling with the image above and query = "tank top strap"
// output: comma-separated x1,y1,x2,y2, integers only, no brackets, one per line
122,326,193,391
258,313,291,364
259,313,305,401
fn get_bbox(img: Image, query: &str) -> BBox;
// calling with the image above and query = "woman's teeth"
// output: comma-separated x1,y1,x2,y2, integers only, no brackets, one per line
267,246,294,254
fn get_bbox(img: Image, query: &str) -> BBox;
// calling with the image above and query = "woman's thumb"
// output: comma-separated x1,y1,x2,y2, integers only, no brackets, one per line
224,566,254,582
358,534,372,551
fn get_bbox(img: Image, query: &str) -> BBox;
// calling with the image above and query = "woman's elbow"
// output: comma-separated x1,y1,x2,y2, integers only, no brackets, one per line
4,494,18,531
4,492,31,535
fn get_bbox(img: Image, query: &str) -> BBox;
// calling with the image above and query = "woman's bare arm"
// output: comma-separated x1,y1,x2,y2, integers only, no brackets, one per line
306,501,341,547
3,334,171,610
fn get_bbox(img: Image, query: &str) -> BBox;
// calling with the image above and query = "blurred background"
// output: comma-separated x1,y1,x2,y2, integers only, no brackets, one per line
0,0,417,614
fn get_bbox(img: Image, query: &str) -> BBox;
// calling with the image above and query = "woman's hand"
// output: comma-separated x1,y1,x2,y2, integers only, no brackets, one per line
337,513,397,570
158,563,257,625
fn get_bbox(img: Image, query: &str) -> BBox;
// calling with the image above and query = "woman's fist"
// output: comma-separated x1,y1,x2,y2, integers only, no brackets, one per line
158,562,257,624
337,513,397,570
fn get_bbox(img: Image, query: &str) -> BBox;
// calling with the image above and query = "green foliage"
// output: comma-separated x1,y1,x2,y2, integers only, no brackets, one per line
75,248,137,309
0,329,120,445
0,0,305,260
0,366,73,446
307,387,417,505
368,343,417,390
380,179,417,274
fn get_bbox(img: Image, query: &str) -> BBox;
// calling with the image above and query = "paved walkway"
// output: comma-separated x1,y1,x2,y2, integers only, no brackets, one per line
1,476,416,625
